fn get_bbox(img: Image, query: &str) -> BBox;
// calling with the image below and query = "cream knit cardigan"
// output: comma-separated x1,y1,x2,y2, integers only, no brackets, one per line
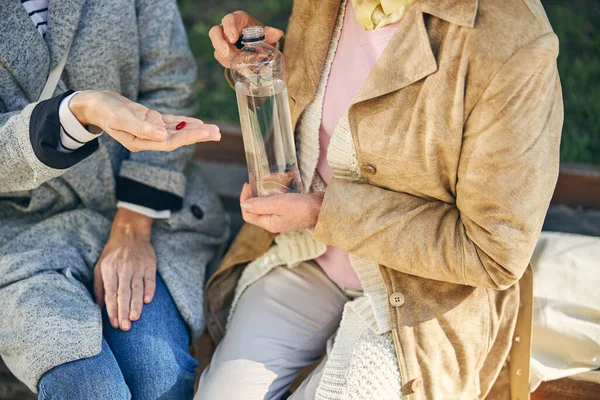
229,1,403,398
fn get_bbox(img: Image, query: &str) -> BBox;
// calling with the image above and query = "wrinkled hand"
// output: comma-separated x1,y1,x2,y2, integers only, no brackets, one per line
94,208,156,331
209,10,284,68
70,90,221,152
240,183,324,234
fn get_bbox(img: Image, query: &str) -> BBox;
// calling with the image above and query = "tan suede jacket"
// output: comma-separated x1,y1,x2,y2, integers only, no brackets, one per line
205,0,563,398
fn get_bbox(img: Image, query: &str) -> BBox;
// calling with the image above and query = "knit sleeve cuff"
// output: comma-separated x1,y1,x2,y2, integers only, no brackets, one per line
115,177,184,211
117,201,171,219
30,90,99,169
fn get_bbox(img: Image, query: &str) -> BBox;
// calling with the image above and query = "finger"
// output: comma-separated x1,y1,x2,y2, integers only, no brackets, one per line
222,11,251,43
116,110,168,142
209,25,234,59
239,183,256,221
133,125,221,151
143,273,156,304
117,271,132,331
213,49,232,69
109,123,220,152
162,115,217,134
165,125,220,137
162,115,204,125
101,268,119,329
264,27,284,45
129,272,144,321
145,109,165,127
241,195,283,215
242,211,281,233
162,124,221,147
93,266,105,308
241,208,261,226
240,182,253,202
104,127,135,147
214,44,238,68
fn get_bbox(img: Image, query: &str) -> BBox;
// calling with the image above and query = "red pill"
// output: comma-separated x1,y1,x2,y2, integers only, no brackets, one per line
176,121,186,130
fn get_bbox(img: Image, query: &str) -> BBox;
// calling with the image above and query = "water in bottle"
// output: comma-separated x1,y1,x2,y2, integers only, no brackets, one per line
231,26,303,197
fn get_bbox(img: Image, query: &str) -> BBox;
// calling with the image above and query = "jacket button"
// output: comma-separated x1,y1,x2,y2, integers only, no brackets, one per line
191,204,204,219
389,292,405,307
360,164,377,175
410,377,423,392
514,335,521,343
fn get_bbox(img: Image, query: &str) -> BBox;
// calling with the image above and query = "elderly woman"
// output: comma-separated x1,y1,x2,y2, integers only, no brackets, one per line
0,1,228,399
200,0,563,399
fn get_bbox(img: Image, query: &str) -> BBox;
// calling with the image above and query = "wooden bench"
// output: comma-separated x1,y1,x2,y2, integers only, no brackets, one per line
531,371,600,400
1,124,599,399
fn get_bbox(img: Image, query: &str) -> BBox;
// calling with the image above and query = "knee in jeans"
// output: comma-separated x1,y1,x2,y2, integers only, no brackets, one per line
38,361,130,400
121,344,197,400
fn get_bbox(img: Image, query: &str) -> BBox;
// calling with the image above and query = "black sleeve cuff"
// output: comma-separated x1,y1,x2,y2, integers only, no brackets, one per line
116,177,184,211
30,90,99,169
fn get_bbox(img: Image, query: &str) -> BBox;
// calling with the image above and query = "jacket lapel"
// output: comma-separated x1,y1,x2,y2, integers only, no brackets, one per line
46,0,85,69
303,0,343,95
352,2,437,104
352,0,479,104
286,0,342,128
419,0,479,28
0,0,50,102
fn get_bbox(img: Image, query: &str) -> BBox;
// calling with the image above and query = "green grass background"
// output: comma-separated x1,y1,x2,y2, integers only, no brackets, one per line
179,0,600,166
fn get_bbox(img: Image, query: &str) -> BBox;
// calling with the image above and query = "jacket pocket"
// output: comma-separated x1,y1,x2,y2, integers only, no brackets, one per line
391,273,490,398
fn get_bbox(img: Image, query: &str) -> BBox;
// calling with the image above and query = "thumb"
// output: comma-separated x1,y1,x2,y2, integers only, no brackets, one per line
93,267,105,307
240,182,253,202
264,27,284,45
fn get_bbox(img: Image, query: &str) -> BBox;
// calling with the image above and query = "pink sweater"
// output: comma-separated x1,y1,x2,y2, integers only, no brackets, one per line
315,2,399,291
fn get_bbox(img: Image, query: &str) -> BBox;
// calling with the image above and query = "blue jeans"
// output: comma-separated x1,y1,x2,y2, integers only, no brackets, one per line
37,275,198,400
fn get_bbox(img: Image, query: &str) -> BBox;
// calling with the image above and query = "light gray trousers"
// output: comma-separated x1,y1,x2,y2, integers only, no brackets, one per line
196,262,349,399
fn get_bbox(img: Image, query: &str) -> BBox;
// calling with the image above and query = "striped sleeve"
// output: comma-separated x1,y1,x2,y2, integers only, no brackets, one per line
21,0,49,37
56,92,102,153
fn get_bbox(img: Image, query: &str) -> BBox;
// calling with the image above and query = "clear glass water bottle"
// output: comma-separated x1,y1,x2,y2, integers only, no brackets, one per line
231,26,303,197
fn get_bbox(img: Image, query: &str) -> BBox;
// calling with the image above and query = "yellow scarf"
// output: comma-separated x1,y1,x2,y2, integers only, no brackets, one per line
351,0,417,30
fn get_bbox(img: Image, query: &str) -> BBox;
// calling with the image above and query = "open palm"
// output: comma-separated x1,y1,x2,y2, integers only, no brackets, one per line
71,90,221,152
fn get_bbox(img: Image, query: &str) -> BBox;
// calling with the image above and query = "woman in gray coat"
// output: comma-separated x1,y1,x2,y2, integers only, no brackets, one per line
0,0,229,399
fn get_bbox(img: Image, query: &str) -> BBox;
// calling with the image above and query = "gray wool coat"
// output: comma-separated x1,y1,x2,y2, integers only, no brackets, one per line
0,0,229,392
